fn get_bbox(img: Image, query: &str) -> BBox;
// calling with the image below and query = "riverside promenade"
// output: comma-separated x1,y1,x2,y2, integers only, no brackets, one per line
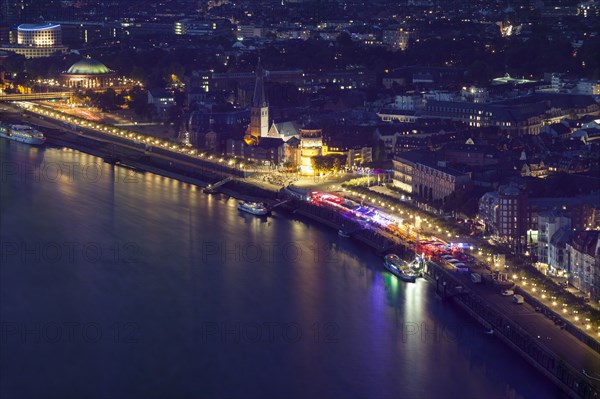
424,261,600,399
283,198,600,399
6,105,600,398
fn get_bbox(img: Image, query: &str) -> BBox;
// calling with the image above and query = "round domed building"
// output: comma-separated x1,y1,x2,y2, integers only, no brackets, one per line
61,58,116,89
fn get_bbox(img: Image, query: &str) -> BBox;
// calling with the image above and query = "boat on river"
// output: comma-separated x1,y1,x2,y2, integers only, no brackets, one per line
383,254,419,282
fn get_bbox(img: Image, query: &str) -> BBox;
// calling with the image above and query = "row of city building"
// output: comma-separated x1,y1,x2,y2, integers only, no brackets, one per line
4,0,598,49
479,186,600,302
0,18,417,56
378,91,600,136
183,61,373,172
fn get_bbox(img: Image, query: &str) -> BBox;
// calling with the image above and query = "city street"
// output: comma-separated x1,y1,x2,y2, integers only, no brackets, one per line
331,183,600,344
303,187,600,392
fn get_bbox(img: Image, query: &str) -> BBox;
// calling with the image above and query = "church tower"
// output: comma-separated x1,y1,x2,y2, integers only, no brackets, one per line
245,58,269,143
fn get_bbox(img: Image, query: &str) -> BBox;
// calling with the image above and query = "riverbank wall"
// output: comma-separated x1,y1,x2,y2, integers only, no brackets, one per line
424,261,595,399
284,199,596,399
42,128,278,202
36,122,595,398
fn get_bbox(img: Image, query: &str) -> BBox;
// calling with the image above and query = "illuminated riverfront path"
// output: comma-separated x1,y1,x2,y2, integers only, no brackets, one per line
0,139,561,398
303,190,600,395
2,101,599,396
324,186,600,342
11,102,252,173
8,99,600,341
0,92,72,101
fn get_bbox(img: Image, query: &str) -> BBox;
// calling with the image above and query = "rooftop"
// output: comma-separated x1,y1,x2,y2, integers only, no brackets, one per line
64,58,113,75
18,23,60,31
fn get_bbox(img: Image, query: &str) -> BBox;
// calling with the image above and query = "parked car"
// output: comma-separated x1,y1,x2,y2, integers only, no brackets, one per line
455,263,469,272
501,289,514,296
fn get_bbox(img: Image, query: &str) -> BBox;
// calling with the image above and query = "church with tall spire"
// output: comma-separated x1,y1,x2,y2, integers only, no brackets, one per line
244,58,269,144
228,57,289,167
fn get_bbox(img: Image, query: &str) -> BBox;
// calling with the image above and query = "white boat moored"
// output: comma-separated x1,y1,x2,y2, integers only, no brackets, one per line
0,123,46,145
238,201,269,216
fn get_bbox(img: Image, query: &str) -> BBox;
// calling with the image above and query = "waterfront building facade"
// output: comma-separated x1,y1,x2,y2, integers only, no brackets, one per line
412,160,470,202
227,137,285,166
392,156,416,193
567,230,600,302
479,185,529,254
299,126,323,173
392,150,471,199
537,211,572,275
322,141,372,169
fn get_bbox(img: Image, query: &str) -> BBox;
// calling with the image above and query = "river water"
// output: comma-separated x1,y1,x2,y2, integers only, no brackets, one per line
0,140,561,399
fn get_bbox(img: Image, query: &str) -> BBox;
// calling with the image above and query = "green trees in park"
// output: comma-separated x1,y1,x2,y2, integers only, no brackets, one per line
310,154,347,174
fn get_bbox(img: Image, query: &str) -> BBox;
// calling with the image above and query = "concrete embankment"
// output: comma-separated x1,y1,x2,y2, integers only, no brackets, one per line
280,199,597,398
514,285,600,354
424,261,596,399
286,199,406,256
41,127,278,202
34,121,597,398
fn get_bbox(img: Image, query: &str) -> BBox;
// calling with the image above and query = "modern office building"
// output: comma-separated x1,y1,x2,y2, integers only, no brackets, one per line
479,186,529,254
174,18,232,36
392,150,470,201
0,23,67,58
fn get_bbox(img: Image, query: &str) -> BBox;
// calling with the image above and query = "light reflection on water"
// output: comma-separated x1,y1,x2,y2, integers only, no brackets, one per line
0,141,560,399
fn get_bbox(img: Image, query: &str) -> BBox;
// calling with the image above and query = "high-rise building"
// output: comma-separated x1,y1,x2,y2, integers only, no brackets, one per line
479,185,529,254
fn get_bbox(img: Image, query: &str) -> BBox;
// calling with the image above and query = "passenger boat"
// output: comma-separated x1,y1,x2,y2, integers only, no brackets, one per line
383,254,419,282
0,123,46,145
237,201,269,216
